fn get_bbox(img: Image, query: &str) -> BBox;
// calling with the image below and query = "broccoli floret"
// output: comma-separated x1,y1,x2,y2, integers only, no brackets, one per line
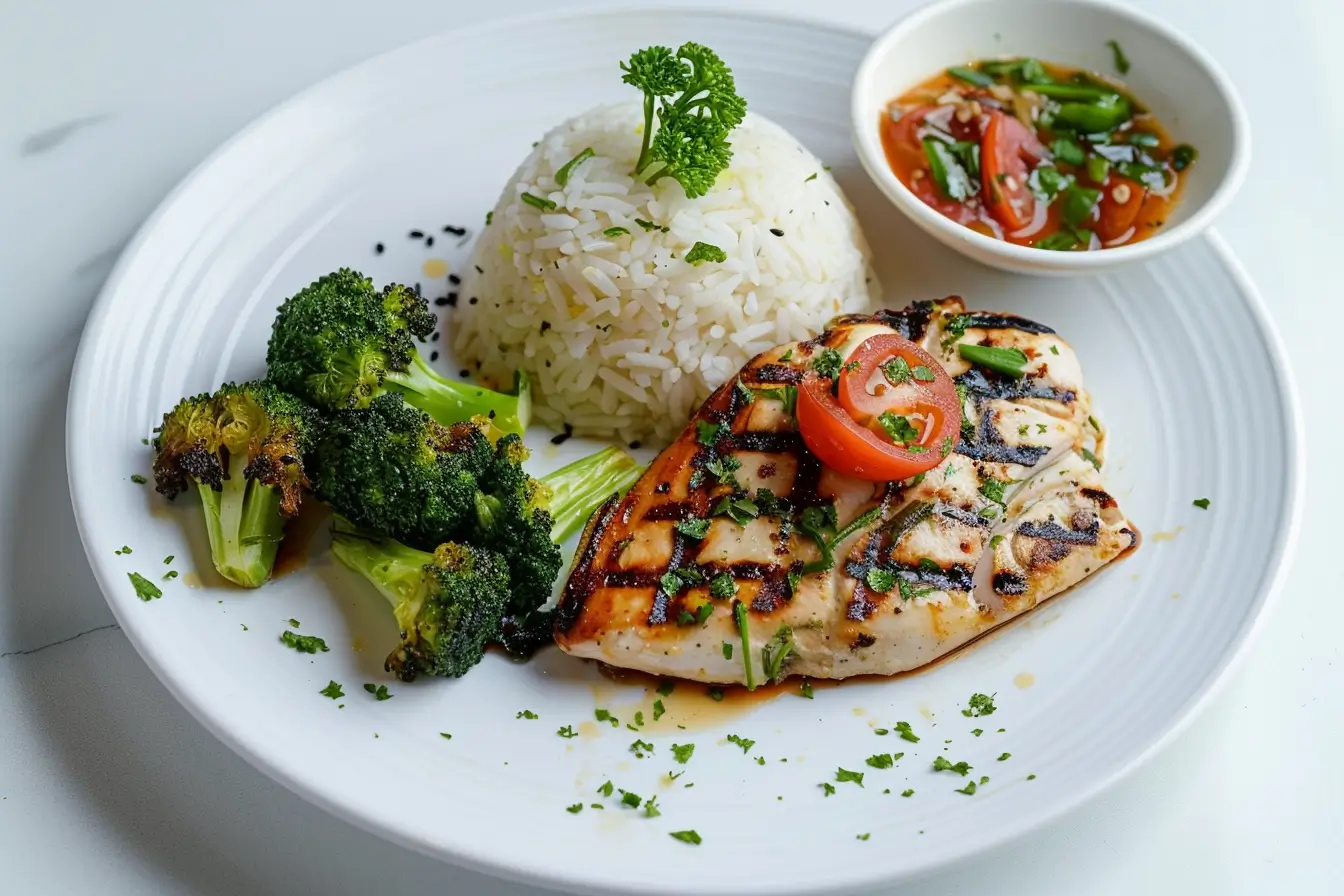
266,268,531,433
489,446,643,657
477,444,644,618
330,518,508,679
313,393,642,652
311,392,492,549
152,380,317,588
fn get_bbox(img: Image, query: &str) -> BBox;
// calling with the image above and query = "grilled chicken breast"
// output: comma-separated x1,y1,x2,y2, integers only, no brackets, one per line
554,297,1137,684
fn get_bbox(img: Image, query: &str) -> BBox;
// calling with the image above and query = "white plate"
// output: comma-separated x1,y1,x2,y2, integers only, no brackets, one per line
67,8,1302,895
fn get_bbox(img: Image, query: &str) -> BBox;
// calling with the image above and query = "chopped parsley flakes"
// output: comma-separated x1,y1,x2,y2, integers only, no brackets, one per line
362,683,392,701
866,753,894,769
998,752,1012,761
962,693,997,717
835,767,865,787
672,743,696,764
685,241,727,265
558,725,578,739
811,347,843,379
726,734,755,754
956,781,978,795
630,739,655,758
799,679,814,699
894,721,920,743
128,572,161,601
902,788,915,797
652,699,666,721
933,756,972,776
820,782,836,797
566,803,583,814
1193,497,1211,510
595,708,619,727
696,419,729,446
281,630,328,654
676,517,711,539
516,709,539,720
597,780,614,797
319,681,344,699
710,573,739,598
669,830,702,845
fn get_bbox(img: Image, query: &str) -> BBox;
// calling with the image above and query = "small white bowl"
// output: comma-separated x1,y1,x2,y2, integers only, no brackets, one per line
851,0,1250,275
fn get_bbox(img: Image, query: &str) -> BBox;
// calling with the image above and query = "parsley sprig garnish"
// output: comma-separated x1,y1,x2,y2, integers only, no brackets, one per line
621,43,747,198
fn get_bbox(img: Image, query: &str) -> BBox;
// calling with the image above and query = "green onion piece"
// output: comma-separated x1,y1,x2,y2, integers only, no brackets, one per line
947,66,995,87
1051,138,1086,166
1034,230,1083,251
958,344,1030,378
1086,155,1111,183
554,147,594,187
1029,165,1072,201
1060,184,1102,228
603,226,630,238
1106,39,1131,74
1127,131,1161,148
1170,144,1198,171
733,601,755,690
1027,83,1113,101
1053,94,1132,133
520,192,557,211
1018,58,1050,84
921,137,975,202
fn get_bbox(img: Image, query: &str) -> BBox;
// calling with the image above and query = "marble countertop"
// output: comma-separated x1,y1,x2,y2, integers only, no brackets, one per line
2,1,1341,893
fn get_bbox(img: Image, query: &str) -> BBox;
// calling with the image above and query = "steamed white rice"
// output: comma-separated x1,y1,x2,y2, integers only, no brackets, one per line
453,101,879,445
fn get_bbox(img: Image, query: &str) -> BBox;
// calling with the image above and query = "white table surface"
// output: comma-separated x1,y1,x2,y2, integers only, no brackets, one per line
3,0,1340,892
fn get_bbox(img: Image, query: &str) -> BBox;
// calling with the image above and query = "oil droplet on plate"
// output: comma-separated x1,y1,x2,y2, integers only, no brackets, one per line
577,721,600,739
1013,672,1035,689
1151,525,1185,543
422,258,449,279
351,637,365,653
181,571,203,589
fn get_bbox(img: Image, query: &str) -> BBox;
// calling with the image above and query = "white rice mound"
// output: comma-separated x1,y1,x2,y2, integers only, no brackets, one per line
454,101,880,445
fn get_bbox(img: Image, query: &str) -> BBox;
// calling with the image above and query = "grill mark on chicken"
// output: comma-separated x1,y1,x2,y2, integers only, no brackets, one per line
957,368,1076,405
751,574,793,612
955,312,1056,335
1017,518,1100,545
993,570,1029,595
937,503,992,529
956,406,1052,466
556,494,621,634
1081,487,1116,509
754,364,802,384
648,533,690,625
730,431,802,453
835,299,936,340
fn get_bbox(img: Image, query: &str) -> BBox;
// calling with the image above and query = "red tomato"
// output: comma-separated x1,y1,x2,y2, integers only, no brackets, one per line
981,112,1047,231
1095,176,1146,243
796,335,962,482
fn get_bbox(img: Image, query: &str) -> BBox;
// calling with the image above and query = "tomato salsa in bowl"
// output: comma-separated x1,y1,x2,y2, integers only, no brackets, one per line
882,59,1197,251
851,0,1249,275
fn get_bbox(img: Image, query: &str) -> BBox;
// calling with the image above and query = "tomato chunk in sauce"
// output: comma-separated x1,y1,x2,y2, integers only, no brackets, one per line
880,57,1197,251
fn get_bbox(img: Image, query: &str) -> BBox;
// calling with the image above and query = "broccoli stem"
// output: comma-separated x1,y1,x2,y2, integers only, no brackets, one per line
542,446,643,543
386,353,531,435
197,454,284,588
329,520,433,625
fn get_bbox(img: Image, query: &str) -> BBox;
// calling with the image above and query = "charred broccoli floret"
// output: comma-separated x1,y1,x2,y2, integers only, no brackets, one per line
477,444,644,619
265,268,530,433
312,394,642,636
310,392,494,550
152,380,317,587
330,518,509,680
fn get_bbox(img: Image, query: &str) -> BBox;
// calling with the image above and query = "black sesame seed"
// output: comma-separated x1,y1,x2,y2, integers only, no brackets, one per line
449,273,462,285
434,296,450,306
540,321,552,333
459,370,470,378
629,441,641,450
446,292,459,307
475,265,484,274
431,332,440,342
409,230,424,239
413,282,422,295
374,242,385,254
443,225,467,236
488,410,496,419
429,351,439,362
425,235,435,248
769,227,785,237
550,424,574,446
468,297,478,305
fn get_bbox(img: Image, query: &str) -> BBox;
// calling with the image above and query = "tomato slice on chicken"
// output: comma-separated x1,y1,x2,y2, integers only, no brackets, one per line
796,335,962,482
981,111,1047,232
